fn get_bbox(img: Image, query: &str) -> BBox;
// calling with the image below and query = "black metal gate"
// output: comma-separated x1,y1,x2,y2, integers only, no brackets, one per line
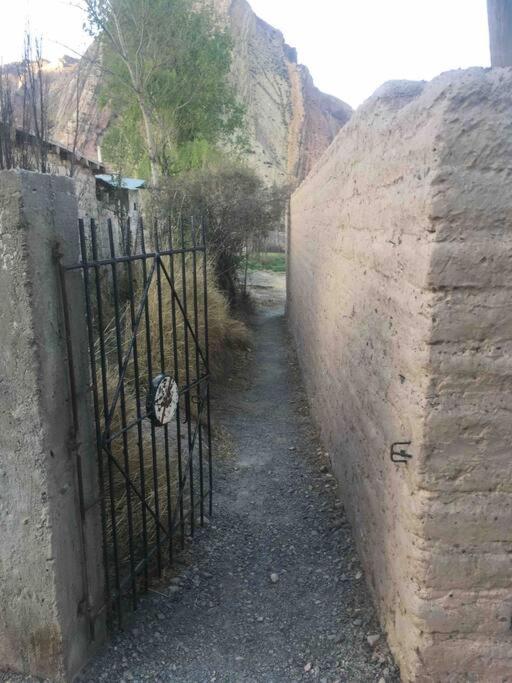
60,215,212,626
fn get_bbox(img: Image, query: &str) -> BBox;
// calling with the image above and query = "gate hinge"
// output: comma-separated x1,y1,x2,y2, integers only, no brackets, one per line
390,441,413,464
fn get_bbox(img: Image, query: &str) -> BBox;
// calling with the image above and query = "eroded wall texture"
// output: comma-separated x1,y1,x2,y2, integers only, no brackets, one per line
288,68,512,681
0,171,104,680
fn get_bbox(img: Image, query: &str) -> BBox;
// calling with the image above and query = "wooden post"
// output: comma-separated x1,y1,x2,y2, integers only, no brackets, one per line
488,0,512,66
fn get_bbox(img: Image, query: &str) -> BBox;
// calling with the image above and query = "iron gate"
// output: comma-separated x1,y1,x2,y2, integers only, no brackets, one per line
60,215,212,627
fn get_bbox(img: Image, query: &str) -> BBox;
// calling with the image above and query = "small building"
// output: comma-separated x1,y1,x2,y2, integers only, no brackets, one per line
95,173,145,226
0,124,148,262
2,125,145,216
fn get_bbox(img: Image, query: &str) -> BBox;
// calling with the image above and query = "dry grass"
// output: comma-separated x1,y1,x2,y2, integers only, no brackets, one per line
96,259,248,570
100,258,249,384
145,257,250,382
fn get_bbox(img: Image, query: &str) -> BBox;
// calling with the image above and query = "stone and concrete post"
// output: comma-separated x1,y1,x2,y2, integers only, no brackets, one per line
0,171,105,681
488,0,512,66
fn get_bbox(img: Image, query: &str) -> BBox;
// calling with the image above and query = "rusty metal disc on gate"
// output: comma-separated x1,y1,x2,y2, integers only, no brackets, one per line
147,373,179,426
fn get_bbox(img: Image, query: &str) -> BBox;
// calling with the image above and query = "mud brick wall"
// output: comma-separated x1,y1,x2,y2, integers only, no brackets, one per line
288,68,512,681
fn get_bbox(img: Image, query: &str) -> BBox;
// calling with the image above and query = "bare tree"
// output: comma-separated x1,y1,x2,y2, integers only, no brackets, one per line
0,65,15,170
161,160,289,301
17,31,50,173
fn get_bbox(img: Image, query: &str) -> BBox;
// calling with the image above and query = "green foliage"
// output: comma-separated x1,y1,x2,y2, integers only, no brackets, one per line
101,102,151,178
247,253,287,273
85,0,246,180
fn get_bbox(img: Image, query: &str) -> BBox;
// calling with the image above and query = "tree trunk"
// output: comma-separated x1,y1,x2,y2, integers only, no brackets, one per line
138,98,159,187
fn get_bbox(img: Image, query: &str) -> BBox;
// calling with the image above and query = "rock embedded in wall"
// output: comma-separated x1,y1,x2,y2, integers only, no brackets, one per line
288,67,512,681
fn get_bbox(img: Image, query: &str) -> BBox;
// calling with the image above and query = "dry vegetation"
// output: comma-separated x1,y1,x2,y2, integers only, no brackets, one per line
97,257,249,569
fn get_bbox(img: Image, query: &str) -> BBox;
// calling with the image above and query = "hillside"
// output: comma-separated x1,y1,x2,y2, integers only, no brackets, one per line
16,0,352,184
213,0,352,183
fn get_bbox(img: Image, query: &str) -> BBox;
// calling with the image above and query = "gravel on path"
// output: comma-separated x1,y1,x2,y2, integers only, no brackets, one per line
3,273,399,683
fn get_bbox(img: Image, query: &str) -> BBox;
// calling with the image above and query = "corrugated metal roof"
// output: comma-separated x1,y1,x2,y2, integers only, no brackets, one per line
95,174,146,190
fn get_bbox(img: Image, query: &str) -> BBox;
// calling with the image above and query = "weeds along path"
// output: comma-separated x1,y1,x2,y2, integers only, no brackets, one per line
79,271,398,683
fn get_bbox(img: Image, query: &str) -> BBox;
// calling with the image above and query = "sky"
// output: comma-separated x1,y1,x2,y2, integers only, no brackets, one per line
0,0,491,109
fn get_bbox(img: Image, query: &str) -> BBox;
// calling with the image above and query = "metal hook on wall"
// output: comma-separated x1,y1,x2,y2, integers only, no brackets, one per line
390,441,413,464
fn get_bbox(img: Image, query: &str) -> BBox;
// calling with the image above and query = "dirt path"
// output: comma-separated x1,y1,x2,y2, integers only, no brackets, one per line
78,272,398,683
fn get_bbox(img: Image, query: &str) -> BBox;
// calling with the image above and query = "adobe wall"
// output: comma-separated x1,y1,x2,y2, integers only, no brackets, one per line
0,171,105,680
288,68,512,681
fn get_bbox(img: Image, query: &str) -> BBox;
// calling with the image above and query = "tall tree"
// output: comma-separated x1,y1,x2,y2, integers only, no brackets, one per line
83,0,245,185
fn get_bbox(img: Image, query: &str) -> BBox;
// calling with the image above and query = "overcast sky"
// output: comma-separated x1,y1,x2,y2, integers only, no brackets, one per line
0,0,491,109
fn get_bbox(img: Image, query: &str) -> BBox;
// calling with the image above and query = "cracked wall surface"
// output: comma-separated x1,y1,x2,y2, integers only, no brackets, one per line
288,68,512,681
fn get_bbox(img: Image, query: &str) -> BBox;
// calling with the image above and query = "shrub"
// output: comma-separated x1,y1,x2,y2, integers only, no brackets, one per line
159,160,289,301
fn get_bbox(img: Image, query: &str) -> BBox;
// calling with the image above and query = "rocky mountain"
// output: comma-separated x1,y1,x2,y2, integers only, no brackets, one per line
213,0,352,184
36,0,352,184
45,48,111,163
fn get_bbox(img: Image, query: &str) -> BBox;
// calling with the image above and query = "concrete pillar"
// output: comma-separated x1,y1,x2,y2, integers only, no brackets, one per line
488,0,512,66
0,171,105,681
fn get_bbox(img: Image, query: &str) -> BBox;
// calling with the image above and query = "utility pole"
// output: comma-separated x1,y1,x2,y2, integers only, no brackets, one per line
488,0,512,66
